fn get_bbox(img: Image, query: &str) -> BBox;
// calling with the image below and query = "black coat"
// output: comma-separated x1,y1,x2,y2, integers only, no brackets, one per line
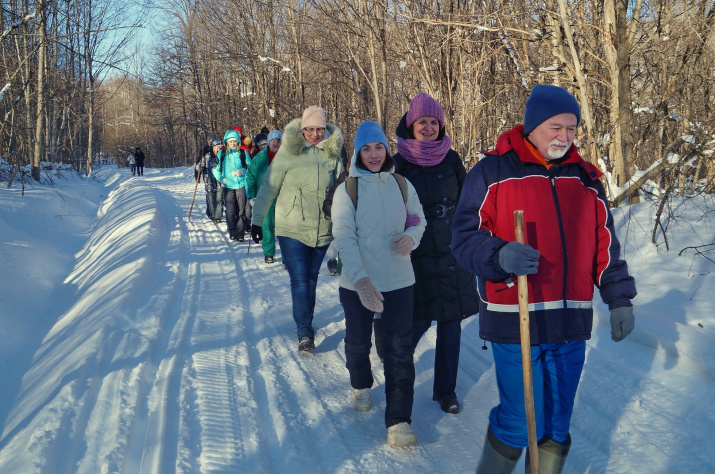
393,114,478,322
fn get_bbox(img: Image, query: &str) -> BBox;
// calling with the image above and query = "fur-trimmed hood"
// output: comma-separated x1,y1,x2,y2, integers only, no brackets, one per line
281,117,344,160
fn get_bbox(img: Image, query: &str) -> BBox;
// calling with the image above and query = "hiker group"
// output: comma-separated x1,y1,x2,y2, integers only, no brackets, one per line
193,86,637,472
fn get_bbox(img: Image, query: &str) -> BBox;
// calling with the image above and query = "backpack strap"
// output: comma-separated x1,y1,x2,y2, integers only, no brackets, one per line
346,177,358,209
392,173,408,204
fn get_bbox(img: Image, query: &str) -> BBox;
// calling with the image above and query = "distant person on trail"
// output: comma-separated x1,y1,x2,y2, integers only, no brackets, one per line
197,138,224,223
127,153,137,175
451,84,637,473
196,133,217,181
250,106,344,352
213,129,252,241
393,92,479,416
246,129,282,264
330,121,426,447
134,147,145,176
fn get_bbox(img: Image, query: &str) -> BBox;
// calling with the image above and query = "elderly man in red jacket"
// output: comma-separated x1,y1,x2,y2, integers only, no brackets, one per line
452,84,637,473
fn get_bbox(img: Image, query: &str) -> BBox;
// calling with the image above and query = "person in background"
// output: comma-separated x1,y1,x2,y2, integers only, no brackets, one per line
246,130,282,264
213,129,252,241
251,133,268,157
197,138,224,223
451,84,637,473
251,106,344,352
331,121,426,447
134,147,145,176
393,93,479,415
127,153,136,176
196,133,217,181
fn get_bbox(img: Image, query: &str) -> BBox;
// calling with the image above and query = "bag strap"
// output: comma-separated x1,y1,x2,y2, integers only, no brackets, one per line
345,173,407,211
346,177,358,209
392,173,408,204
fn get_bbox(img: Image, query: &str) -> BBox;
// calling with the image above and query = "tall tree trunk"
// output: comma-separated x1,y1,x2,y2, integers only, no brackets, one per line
32,2,47,182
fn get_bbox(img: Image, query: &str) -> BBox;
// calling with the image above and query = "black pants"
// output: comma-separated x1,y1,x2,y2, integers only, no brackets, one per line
136,164,144,175
223,187,249,239
340,285,415,428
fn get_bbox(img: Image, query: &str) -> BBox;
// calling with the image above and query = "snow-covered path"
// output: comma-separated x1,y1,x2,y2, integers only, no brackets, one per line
1,165,714,473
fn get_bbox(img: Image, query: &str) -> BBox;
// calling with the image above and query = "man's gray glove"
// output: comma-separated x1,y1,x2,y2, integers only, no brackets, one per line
354,277,384,313
498,242,540,275
610,306,635,342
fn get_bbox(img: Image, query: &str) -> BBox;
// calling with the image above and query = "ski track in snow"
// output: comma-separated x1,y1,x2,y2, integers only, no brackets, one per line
1,166,714,473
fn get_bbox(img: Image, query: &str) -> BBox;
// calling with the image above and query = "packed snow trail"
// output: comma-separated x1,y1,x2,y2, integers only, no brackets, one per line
1,166,714,473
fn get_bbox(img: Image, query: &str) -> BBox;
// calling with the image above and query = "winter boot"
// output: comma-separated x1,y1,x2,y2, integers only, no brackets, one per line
436,396,460,414
351,388,372,412
524,435,571,474
373,315,384,362
265,255,274,264
476,425,522,474
386,422,418,447
327,258,338,275
298,336,315,352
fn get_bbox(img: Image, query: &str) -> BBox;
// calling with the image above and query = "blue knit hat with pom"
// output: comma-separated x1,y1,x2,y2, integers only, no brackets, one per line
523,85,581,135
354,121,389,154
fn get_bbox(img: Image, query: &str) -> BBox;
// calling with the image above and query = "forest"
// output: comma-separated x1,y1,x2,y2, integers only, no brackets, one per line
1,0,714,205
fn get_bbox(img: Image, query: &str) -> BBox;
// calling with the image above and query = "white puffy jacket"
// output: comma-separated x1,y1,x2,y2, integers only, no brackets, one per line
331,155,426,293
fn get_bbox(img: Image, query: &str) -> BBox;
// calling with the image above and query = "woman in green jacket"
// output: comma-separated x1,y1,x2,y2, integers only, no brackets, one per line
251,106,344,351
246,130,282,263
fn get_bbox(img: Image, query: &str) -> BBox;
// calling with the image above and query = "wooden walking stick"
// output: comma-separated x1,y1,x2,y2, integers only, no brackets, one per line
514,210,539,474
188,168,201,219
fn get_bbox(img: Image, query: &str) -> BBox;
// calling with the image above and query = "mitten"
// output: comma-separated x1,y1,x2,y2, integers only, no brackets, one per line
391,234,414,256
251,224,263,244
354,277,384,313
610,306,635,342
498,241,540,275
405,211,421,230
249,198,256,207
221,178,226,184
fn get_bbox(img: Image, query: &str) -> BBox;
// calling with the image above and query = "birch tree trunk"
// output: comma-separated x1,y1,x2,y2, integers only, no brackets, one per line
32,2,47,182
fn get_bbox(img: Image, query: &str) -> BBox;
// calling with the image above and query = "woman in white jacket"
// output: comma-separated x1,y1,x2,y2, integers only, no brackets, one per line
331,121,426,447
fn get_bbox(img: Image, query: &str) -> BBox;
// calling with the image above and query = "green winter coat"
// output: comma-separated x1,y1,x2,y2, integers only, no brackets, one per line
251,118,344,248
246,147,270,199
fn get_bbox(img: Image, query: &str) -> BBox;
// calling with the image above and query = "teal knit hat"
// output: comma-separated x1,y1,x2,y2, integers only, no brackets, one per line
354,121,389,154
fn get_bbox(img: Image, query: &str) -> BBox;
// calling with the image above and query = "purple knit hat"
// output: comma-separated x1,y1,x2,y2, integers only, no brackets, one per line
406,93,445,128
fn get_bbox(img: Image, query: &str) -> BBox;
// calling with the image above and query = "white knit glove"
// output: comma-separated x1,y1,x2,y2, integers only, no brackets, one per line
354,277,384,313
391,234,414,256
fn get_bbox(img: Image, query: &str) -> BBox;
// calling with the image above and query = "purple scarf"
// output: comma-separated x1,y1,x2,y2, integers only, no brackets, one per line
396,135,453,167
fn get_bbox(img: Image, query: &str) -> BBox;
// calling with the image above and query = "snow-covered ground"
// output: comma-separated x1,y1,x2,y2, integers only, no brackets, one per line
0,164,713,473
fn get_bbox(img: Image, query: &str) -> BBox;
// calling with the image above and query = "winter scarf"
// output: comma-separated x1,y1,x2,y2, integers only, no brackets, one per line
396,134,453,167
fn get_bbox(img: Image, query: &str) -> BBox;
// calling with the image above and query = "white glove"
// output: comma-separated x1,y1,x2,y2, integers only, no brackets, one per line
249,198,256,206
221,178,226,184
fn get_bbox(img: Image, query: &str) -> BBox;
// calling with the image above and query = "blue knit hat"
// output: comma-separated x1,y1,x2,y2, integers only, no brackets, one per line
523,85,581,135
267,130,282,143
354,121,389,154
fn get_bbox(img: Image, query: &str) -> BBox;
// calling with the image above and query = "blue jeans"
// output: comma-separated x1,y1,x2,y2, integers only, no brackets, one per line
412,319,461,401
277,236,328,340
489,341,586,448
340,285,415,428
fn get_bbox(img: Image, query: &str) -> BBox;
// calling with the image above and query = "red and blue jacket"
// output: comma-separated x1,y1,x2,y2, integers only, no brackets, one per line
452,125,636,344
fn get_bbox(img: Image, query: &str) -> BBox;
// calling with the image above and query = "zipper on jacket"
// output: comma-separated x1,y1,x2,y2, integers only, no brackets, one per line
550,172,569,341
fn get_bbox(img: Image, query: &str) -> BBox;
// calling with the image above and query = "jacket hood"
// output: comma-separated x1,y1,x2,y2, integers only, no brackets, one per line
281,118,344,159
395,112,446,141
487,125,602,180
223,129,240,144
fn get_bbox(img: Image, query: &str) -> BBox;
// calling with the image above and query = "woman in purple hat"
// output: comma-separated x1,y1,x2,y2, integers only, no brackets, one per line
393,93,479,415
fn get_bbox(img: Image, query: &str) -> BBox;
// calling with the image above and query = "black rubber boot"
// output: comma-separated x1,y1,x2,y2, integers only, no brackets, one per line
524,435,571,474
476,425,522,474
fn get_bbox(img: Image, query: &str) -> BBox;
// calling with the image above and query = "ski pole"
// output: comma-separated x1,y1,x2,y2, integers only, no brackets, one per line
514,210,539,474
188,167,201,219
